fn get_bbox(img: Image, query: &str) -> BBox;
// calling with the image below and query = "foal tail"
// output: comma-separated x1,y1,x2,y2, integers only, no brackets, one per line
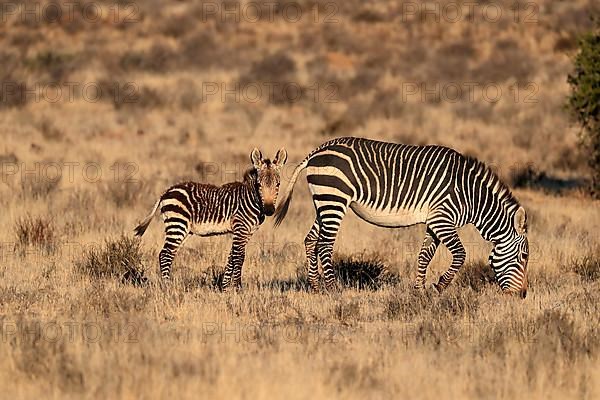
134,199,160,237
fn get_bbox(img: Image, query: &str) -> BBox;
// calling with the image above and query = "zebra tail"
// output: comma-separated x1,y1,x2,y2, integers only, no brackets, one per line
274,158,309,227
134,199,160,237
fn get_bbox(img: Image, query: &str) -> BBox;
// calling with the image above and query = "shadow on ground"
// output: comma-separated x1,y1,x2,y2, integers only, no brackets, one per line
511,165,588,194
264,254,401,292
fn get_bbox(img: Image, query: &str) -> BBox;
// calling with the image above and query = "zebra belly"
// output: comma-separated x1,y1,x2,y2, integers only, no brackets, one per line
350,202,429,227
192,220,232,236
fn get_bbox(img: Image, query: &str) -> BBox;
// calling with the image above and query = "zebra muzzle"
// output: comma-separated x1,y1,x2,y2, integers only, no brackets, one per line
263,204,275,216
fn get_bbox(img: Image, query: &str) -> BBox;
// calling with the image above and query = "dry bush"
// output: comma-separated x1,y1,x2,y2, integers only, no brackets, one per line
173,78,202,111
428,40,476,81
473,39,536,84
0,152,18,165
9,31,42,52
97,80,165,110
0,50,28,108
0,80,27,109
322,25,366,54
569,249,600,282
181,31,233,70
23,50,79,82
121,268,149,286
239,52,297,105
160,13,197,38
333,253,400,290
352,8,386,23
14,214,57,255
119,43,176,73
368,89,405,119
35,117,64,141
76,235,145,281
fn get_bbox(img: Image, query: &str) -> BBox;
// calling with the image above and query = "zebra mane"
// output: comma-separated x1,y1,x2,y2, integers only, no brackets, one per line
465,156,519,209
243,167,258,184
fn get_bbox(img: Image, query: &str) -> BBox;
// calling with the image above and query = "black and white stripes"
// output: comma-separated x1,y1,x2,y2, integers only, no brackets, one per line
134,148,287,290
274,137,529,297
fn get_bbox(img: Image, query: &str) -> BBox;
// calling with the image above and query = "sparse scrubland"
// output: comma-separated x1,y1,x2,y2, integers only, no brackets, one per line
0,1,599,399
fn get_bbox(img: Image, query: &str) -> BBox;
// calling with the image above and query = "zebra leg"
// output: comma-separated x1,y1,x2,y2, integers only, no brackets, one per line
429,222,466,293
231,235,251,289
316,209,347,291
304,219,321,291
414,227,440,289
159,229,190,280
222,226,250,292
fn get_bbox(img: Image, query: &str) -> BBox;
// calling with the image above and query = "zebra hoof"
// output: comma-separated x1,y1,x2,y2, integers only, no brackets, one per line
308,283,321,293
432,282,444,294
324,282,341,293
221,285,232,293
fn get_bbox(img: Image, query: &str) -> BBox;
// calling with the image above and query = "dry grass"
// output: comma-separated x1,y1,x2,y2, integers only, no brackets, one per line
0,0,599,399
14,214,57,255
76,235,146,281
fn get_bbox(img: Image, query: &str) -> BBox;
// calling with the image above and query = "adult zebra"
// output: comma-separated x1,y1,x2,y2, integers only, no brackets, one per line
135,148,287,290
274,137,529,297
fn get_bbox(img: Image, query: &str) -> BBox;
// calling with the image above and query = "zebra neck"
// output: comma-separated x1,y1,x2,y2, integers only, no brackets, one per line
460,157,520,245
243,177,262,209
472,201,519,244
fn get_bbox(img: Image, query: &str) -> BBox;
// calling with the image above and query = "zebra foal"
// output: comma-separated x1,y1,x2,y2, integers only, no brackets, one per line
274,137,529,297
134,148,287,290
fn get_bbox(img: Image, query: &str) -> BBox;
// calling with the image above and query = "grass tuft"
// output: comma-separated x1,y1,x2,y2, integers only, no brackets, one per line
76,235,146,281
569,249,600,282
14,214,57,255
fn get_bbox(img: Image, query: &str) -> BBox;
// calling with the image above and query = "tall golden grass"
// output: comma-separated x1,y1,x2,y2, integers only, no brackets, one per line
0,1,598,398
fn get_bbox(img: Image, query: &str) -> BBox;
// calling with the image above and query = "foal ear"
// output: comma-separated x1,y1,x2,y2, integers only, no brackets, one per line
273,148,288,167
251,148,263,169
514,206,527,235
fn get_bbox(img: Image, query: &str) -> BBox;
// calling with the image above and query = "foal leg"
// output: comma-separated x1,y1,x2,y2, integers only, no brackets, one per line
222,222,251,291
159,217,190,280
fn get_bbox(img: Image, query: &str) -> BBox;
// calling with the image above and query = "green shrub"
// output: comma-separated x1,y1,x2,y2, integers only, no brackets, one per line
567,23,600,197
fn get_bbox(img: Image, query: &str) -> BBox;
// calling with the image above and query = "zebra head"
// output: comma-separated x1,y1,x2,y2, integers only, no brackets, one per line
489,206,529,298
251,147,288,216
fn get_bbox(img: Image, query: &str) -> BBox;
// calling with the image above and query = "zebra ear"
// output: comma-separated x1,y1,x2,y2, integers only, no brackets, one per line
274,148,287,167
514,206,527,235
251,148,263,168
